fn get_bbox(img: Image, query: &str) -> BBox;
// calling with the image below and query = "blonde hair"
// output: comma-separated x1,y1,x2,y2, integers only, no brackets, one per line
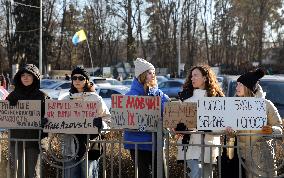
138,70,157,93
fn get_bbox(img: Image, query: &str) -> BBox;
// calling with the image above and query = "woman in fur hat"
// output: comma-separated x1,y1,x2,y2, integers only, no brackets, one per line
6,64,50,178
124,58,170,178
226,68,283,177
176,65,224,178
60,66,110,178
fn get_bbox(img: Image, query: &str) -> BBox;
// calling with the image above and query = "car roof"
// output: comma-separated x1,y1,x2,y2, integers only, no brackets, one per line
228,75,284,82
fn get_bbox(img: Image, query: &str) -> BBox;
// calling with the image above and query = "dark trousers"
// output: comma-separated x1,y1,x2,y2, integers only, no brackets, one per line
130,149,157,178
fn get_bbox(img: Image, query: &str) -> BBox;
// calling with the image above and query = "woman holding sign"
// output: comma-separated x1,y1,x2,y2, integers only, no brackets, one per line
60,66,110,178
6,64,50,178
177,65,224,178
124,58,170,178
227,68,283,177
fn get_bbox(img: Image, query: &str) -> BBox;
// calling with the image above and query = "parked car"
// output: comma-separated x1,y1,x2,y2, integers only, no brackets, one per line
58,85,130,109
156,75,168,84
0,86,8,100
40,80,71,99
122,78,133,88
225,75,284,118
89,77,111,87
159,79,184,98
105,78,123,85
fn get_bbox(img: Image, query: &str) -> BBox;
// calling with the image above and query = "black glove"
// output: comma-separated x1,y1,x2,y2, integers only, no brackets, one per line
40,117,48,128
7,95,18,106
93,117,102,129
178,90,190,101
176,122,187,131
182,134,190,144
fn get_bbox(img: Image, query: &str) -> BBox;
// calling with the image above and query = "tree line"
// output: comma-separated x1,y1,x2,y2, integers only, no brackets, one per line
0,0,284,75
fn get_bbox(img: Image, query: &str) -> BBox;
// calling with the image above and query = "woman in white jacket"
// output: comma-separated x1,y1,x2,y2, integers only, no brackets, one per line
61,66,110,178
177,65,224,178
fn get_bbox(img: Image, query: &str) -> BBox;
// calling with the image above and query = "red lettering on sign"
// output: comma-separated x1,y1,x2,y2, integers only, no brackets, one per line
128,112,135,125
112,95,123,109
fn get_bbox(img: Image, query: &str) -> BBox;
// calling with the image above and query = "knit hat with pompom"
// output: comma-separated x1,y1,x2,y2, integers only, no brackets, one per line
237,68,265,93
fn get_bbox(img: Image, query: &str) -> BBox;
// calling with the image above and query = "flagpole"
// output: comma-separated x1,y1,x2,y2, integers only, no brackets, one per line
85,38,94,75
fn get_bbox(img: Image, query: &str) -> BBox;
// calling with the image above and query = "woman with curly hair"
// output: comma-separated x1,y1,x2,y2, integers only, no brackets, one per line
176,65,224,178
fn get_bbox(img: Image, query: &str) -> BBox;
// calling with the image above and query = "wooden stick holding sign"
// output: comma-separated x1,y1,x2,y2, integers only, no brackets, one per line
110,94,161,131
0,100,41,128
197,97,267,130
44,100,106,134
163,102,197,129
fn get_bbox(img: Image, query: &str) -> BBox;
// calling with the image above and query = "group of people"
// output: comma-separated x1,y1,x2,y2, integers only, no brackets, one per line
4,58,283,178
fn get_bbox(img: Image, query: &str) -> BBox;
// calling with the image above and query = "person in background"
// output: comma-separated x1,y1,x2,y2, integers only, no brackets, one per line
124,58,170,178
0,74,7,90
5,73,10,90
60,66,110,178
177,65,224,178
226,68,282,177
6,64,49,178
65,73,70,80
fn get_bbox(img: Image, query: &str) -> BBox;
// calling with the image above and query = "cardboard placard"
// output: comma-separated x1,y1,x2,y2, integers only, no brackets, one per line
44,100,105,134
163,102,197,128
197,97,267,130
0,100,41,128
110,94,161,131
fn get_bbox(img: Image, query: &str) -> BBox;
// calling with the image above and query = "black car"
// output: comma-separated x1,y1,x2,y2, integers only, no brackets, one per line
225,75,284,118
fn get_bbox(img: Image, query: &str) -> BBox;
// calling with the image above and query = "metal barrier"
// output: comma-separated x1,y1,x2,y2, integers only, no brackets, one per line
0,128,283,178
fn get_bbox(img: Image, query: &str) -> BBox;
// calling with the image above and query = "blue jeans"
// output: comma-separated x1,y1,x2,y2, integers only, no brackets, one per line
186,159,202,178
88,159,100,178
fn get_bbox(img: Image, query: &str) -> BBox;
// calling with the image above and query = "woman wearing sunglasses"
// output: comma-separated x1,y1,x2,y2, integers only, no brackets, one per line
60,66,111,178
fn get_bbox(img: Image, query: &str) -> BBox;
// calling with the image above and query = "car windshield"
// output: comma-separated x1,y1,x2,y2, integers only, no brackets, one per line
40,80,59,89
260,81,284,105
44,82,63,89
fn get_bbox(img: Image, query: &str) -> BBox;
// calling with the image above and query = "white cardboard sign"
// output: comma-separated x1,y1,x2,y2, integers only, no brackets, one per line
197,97,267,130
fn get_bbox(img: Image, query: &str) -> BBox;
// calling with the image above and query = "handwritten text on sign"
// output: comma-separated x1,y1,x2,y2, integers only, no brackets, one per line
44,100,104,134
197,97,267,130
164,102,197,128
110,95,161,131
0,100,41,128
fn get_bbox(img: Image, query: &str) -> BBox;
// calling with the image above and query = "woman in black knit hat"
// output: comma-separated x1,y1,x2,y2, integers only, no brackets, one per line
227,68,283,177
6,64,50,178
60,66,110,178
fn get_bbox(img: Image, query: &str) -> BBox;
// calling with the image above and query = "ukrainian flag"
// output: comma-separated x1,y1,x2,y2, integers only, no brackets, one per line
72,29,87,45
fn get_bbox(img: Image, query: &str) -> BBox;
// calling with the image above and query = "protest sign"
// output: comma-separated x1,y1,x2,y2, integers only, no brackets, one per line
44,100,105,134
163,102,197,128
0,100,41,128
110,94,161,131
197,97,267,130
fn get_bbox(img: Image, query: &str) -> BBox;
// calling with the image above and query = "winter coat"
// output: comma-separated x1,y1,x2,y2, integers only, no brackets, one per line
124,78,170,151
60,92,111,158
237,86,283,177
177,89,221,164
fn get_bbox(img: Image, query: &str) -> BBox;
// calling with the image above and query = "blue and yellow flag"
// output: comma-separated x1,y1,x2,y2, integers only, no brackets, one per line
72,30,87,45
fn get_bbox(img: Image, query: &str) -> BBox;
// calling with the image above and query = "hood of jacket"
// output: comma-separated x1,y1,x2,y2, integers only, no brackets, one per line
126,77,145,95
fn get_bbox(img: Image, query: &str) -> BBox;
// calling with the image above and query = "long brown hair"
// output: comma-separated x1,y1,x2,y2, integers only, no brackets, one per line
235,84,255,97
183,65,224,97
137,70,157,93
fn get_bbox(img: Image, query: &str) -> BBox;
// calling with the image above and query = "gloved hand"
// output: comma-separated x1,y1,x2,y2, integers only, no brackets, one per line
182,134,190,144
93,117,102,129
261,125,273,134
178,90,190,101
175,122,187,131
7,96,18,106
40,117,48,128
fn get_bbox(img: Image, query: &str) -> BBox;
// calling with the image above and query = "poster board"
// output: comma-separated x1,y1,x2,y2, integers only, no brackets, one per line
110,94,161,131
0,100,41,128
163,102,197,128
197,97,267,130
44,100,105,134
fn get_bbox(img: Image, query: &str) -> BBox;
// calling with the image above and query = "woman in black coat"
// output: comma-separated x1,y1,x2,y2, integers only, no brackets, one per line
6,64,49,178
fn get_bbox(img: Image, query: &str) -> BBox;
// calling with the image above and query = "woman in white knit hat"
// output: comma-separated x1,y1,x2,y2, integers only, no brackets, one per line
124,58,170,178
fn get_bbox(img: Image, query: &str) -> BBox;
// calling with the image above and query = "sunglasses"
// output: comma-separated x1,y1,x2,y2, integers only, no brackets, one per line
71,76,86,81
